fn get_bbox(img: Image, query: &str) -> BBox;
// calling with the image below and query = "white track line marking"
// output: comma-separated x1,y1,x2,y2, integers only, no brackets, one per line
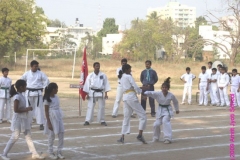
82,142,240,159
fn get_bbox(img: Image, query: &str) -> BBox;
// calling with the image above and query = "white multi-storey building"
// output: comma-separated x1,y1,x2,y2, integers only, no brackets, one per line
147,1,196,28
199,25,232,59
101,33,123,55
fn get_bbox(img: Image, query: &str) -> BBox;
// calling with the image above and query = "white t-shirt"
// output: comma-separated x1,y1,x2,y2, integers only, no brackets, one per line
180,73,196,86
0,76,12,98
231,75,240,87
217,73,230,87
206,68,212,77
210,74,218,89
199,72,209,83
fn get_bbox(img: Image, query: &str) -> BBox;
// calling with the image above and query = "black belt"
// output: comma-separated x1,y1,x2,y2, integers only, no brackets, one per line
159,104,171,118
91,88,103,103
118,82,121,84
27,88,43,107
1,87,9,99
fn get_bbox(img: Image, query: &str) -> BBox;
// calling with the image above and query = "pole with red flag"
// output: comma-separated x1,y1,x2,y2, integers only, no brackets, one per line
79,47,88,116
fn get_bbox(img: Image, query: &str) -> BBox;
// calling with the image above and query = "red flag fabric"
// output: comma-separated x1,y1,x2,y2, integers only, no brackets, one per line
79,47,88,100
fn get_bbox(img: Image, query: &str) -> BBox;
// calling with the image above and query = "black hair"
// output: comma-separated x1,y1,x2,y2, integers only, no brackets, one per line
208,61,213,65
38,68,41,71
30,60,39,67
121,58,127,63
122,64,131,74
118,70,123,79
10,80,26,97
162,77,171,89
212,68,217,71
221,67,226,71
93,62,100,67
145,60,152,65
43,83,58,103
201,66,206,70
186,67,190,71
217,64,223,68
232,69,237,73
2,68,9,73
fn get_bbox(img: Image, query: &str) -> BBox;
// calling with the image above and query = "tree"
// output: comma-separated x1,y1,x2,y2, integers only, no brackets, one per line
147,11,160,20
0,0,47,62
205,0,240,66
48,19,67,28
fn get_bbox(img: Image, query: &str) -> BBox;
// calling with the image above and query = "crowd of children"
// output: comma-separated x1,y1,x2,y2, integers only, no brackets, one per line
180,61,240,107
1,59,239,159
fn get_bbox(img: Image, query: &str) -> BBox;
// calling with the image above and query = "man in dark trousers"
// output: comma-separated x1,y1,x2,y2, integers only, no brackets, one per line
140,60,158,117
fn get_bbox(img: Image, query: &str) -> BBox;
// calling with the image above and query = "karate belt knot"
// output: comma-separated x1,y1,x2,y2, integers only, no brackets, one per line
0,87,9,99
27,88,43,107
159,104,171,118
91,88,103,103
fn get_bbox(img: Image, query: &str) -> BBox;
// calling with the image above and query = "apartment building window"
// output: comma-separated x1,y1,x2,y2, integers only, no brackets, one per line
112,41,115,43
107,41,109,43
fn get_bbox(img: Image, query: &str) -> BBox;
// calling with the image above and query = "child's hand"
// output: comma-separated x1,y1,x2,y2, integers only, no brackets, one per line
141,95,147,100
176,111,180,114
48,122,53,131
238,89,240,92
86,94,89,99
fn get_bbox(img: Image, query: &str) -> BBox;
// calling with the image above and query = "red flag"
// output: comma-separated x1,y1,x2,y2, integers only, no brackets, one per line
79,47,88,100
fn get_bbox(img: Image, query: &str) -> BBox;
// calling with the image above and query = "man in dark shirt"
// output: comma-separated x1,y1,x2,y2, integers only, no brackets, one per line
140,60,158,117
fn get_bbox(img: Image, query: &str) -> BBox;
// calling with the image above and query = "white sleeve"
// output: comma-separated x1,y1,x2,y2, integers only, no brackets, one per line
144,91,160,99
83,75,91,93
172,94,179,111
180,74,185,79
198,73,201,79
116,68,120,76
103,74,111,92
41,72,49,88
129,76,142,94
21,72,28,81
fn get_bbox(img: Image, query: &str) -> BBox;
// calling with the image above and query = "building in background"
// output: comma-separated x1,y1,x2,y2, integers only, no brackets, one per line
219,16,239,32
199,25,231,60
101,33,123,55
147,1,196,28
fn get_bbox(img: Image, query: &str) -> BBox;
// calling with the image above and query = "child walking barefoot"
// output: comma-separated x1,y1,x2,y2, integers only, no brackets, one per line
144,77,179,144
1,80,44,160
43,83,65,159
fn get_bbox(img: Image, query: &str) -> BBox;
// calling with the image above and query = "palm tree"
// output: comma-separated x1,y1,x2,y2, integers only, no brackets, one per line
147,11,160,20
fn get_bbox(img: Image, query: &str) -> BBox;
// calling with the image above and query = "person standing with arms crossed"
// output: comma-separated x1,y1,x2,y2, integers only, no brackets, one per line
140,60,158,117
21,60,49,130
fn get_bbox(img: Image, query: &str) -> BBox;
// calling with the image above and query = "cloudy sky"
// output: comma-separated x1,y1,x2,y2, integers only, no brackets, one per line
35,0,225,29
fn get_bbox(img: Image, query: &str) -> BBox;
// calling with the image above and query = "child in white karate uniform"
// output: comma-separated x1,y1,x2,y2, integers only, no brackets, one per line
117,64,147,144
144,77,179,144
209,68,220,106
217,67,230,107
44,83,65,159
180,67,196,105
230,69,240,107
0,68,12,123
198,66,209,106
1,80,44,160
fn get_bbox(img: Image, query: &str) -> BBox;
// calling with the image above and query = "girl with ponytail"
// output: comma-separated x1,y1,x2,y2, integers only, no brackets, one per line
1,80,44,160
43,83,65,159
144,77,180,144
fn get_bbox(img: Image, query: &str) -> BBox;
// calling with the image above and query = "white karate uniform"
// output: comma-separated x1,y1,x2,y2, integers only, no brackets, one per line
112,67,123,116
120,73,147,135
21,70,49,125
217,73,230,106
44,95,64,155
180,73,196,104
83,71,111,123
206,68,213,102
144,91,179,142
0,76,12,121
210,74,220,105
230,75,240,107
199,72,209,105
2,93,39,157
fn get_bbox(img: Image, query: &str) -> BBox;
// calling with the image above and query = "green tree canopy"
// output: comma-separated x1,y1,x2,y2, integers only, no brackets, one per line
0,0,47,62
48,19,67,28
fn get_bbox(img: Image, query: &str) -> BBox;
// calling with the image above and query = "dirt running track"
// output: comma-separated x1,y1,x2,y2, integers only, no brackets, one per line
0,106,239,160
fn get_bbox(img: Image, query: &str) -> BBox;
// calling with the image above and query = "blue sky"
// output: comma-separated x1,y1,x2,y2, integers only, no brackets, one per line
35,0,223,30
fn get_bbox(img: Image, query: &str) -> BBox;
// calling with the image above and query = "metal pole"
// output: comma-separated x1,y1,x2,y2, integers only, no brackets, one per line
25,49,28,72
71,47,77,79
